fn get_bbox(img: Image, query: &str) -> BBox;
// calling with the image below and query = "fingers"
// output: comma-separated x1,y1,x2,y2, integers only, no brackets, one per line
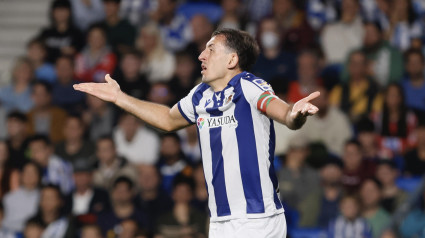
304,91,321,102
73,83,95,93
300,103,319,116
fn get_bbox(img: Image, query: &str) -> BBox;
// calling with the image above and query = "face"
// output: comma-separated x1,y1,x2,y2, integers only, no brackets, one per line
119,114,140,139
88,28,106,50
343,143,362,171
112,182,133,204
160,136,180,158
376,164,397,186
13,61,32,85
40,187,62,213
358,131,376,148
53,7,70,24
137,165,160,191
147,83,173,105
191,15,213,43
81,226,102,238
121,54,141,79
21,163,40,189
55,57,74,83
96,139,116,164
24,224,44,238
29,141,51,167
406,53,424,78
172,183,193,204
360,180,381,208
32,84,52,108
340,197,359,220
320,164,342,184
73,172,92,191
348,52,367,79
297,53,318,81
27,43,46,62
273,0,293,16
119,220,138,238
364,24,381,47
157,0,176,15
198,35,236,84
6,117,27,138
104,1,119,18
64,117,84,141
138,28,157,52
87,94,106,110
175,55,195,80
341,0,359,20
385,85,402,109
222,0,240,12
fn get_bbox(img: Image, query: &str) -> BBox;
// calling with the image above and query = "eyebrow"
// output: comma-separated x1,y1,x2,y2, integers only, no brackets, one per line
207,43,214,48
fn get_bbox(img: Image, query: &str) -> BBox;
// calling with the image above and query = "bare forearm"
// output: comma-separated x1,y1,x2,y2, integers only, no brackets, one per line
285,106,306,130
115,92,186,132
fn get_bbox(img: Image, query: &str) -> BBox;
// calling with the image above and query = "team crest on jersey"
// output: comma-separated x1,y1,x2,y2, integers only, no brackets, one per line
253,79,273,92
197,115,238,129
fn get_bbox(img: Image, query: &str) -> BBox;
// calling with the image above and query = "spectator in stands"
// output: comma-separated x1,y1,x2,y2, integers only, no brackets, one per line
27,135,74,195
75,24,117,83
278,136,319,209
117,219,140,238
401,49,425,117
52,56,85,113
217,0,249,31
168,52,198,100
55,115,95,162
150,0,192,52
360,178,391,238
0,57,34,113
321,0,364,65
114,50,150,100
157,133,190,194
359,22,403,88
252,17,296,83
0,141,19,199
5,111,29,169
82,95,115,141
299,159,344,228
136,22,176,83
271,0,316,52
287,50,321,103
70,0,105,31
178,125,201,164
386,0,422,51
328,195,372,238
37,0,84,63
329,50,381,122
119,0,157,27
2,161,41,233
191,162,208,213
113,112,160,165
371,83,417,158
356,117,381,161
27,81,68,143
99,0,136,56
65,158,110,218
147,82,176,107
185,14,214,73
399,189,425,238
154,174,208,237
80,224,103,238
0,106,6,140
135,164,173,235
295,86,353,157
23,219,45,238
93,135,138,190
26,38,56,83
98,176,147,236
375,160,407,214
29,184,75,238
404,124,425,176
341,139,376,193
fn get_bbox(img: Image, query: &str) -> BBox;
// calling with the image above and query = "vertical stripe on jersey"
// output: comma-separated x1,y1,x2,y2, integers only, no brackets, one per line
268,120,283,209
234,92,265,214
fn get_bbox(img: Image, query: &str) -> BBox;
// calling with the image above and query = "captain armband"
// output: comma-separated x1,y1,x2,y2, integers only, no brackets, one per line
257,91,278,114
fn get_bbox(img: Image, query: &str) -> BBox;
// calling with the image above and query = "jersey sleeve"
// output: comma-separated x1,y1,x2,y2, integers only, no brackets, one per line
177,84,200,124
241,78,278,114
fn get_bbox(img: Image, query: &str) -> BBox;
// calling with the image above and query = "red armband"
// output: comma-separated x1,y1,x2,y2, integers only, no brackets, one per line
257,91,277,114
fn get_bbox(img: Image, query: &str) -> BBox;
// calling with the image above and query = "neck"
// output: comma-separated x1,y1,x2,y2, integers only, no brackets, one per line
76,187,90,195
209,69,242,92
141,189,158,200
107,15,119,26
14,82,28,92
43,211,59,224
113,203,134,218
362,206,379,218
56,22,68,32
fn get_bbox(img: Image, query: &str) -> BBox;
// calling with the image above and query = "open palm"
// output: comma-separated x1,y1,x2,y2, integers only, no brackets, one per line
290,91,320,119
73,74,121,103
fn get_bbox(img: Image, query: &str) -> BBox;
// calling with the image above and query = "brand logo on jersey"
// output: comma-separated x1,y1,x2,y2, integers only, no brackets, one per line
197,118,205,129
253,79,273,92
197,115,238,129
204,99,212,108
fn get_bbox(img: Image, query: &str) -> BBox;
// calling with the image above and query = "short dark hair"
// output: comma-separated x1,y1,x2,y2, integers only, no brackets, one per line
33,81,53,94
113,176,134,190
56,55,75,67
212,28,260,71
27,37,47,50
345,138,361,149
7,111,28,122
404,48,425,63
172,173,196,192
28,134,52,147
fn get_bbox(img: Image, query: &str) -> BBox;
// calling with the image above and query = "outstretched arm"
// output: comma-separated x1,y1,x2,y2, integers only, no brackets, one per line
73,74,190,132
264,91,320,130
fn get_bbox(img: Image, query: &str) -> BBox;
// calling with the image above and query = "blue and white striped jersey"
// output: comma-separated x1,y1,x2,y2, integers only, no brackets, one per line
178,71,284,221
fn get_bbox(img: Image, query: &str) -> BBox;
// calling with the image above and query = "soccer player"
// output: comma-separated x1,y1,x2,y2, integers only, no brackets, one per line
74,28,319,238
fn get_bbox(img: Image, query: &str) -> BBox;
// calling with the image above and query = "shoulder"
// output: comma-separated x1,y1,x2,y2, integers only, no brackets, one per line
240,72,273,92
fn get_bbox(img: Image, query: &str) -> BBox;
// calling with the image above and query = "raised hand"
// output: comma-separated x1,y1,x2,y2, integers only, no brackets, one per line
73,74,121,103
290,91,320,120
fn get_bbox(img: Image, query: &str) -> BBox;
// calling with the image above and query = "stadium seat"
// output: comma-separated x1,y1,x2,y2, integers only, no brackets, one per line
395,176,424,193
177,2,223,23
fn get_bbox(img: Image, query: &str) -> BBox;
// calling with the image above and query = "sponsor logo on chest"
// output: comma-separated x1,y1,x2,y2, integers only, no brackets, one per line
197,114,238,129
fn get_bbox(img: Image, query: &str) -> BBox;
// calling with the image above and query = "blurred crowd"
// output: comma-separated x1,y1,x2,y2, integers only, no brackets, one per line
0,0,424,237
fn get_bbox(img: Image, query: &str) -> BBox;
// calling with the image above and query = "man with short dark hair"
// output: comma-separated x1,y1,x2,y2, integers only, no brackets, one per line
402,49,425,118
75,28,320,237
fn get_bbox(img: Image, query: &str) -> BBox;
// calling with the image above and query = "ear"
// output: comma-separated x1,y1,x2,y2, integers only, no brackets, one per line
227,52,239,70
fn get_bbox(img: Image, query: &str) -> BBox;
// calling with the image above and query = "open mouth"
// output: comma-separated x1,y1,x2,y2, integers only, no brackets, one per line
201,64,207,73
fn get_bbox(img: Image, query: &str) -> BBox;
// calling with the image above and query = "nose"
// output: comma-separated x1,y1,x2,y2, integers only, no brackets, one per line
198,48,206,62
